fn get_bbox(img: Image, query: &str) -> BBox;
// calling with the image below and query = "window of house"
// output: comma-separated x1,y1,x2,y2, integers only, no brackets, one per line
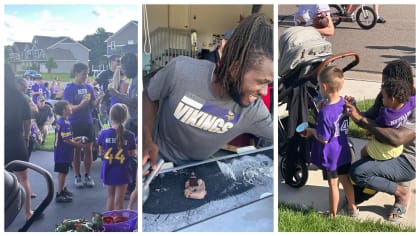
111,41,115,49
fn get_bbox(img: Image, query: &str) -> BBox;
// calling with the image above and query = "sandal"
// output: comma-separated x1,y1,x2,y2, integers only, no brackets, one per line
388,204,406,222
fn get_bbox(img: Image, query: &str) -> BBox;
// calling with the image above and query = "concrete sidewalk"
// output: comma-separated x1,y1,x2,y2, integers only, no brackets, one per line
278,138,416,228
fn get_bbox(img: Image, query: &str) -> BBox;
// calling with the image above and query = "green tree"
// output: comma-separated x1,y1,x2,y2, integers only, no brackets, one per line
79,27,113,75
45,57,58,73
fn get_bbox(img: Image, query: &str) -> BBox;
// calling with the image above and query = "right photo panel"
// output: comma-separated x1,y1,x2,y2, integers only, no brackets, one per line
278,4,416,232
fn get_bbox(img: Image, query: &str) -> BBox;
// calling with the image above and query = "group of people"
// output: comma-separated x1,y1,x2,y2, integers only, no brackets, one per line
3,6,414,230
4,52,139,223
291,4,415,222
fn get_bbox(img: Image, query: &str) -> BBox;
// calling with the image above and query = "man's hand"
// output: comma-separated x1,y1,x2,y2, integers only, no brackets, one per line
142,141,159,176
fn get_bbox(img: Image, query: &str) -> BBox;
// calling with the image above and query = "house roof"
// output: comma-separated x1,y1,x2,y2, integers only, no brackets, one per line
12,42,32,53
48,37,90,51
105,20,138,43
45,48,77,61
32,36,67,49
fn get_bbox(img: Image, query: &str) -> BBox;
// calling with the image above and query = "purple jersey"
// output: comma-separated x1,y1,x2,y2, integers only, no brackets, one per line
376,96,416,128
97,128,136,185
63,83,96,124
31,83,48,104
310,97,351,171
54,117,74,163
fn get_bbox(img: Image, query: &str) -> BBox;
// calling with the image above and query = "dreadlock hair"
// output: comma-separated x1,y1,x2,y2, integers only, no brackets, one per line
110,103,129,150
381,77,411,104
214,13,273,106
318,66,344,92
382,59,414,96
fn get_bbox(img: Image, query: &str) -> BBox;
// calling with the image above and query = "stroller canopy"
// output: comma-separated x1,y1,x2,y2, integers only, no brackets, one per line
279,26,332,77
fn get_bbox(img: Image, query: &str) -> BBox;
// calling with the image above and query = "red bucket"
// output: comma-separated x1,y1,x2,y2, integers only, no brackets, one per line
102,210,137,232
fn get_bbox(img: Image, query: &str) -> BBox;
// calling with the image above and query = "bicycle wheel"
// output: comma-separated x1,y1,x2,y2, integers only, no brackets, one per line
329,4,343,27
356,6,377,29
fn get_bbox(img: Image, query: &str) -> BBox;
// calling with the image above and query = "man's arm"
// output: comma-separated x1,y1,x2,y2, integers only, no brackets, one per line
142,90,159,168
355,116,415,147
346,101,415,146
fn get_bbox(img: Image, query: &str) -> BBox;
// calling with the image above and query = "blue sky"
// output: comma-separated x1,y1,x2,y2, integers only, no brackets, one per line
4,4,138,45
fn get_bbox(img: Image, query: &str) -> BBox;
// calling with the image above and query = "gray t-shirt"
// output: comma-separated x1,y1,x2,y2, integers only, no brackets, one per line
147,56,273,164
401,107,416,170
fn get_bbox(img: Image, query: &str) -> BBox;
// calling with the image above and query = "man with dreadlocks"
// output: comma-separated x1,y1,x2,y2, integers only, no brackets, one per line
143,13,273,167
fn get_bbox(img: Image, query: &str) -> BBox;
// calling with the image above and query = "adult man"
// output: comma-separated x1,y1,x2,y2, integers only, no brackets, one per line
33,95,54,145
344,59,415,222
143,14,273,168
108,53,138,198
95,55,121,123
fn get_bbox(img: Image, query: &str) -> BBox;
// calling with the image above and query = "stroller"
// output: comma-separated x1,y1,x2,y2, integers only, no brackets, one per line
5,160,54,231
278,26,358,188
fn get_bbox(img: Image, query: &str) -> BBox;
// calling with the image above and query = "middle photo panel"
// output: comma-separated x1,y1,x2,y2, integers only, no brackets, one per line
141,4,274,232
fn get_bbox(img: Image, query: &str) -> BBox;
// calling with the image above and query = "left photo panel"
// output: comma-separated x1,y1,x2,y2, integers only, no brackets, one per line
4,4,139,232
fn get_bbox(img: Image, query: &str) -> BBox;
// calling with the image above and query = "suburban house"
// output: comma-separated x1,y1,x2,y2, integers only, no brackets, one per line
8,36,90,74
105,20,138,57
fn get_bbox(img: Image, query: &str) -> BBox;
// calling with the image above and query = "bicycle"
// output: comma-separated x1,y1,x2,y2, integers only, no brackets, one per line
329,4,377,30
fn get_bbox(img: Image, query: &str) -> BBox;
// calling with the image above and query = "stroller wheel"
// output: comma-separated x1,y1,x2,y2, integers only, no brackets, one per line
280,157,309,188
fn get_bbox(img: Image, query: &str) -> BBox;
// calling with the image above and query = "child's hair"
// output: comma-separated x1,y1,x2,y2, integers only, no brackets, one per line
54,100,70,116
318,66,344,92
110,103,129,149
70,62,88,78
382,59,414,95
381,77,411,104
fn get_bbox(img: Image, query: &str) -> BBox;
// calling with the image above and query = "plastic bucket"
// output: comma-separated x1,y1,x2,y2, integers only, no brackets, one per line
102,210,137,232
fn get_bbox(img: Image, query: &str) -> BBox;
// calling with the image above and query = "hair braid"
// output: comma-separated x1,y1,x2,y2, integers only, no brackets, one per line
214,13,273,105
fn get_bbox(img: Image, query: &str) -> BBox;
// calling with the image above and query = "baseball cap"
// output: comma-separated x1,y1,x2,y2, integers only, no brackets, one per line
223,29,235,40
38,95,46,102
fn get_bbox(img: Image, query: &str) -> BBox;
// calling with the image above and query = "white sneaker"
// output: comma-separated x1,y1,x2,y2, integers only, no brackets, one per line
84,175,95,188
74,176,84,188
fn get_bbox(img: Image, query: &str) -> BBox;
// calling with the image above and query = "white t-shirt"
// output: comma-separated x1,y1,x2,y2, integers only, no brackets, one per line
294,4,330,26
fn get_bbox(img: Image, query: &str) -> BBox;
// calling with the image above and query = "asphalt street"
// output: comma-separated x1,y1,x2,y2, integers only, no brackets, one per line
278,4,416,75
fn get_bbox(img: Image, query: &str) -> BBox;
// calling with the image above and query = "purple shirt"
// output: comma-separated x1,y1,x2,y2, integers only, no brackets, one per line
97,128,136,185
54,117,74,163
376,96,416,128
310,97,351,171
63,83,96,124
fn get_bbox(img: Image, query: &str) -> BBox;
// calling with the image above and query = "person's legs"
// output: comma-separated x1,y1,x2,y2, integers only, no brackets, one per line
350,156,415,195
339,174,358,214
115,184,128,210
328,176,340,217
127,182,138,210
15,170,33,220
106,185,116,211
83,143,94,187
374,4,386,23
73,148,83,187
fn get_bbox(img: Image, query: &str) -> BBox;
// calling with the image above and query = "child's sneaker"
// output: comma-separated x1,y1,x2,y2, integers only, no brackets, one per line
84,174,95,188
63,187,73,197
56,192,72,203
75,175,84,188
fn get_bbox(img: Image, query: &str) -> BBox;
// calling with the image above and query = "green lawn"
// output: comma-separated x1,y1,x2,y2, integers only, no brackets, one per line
278,203,415,232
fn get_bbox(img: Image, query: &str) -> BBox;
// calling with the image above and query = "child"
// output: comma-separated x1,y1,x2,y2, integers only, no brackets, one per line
360,78,415,160
97,103,136,210
301,66,358,217
53,101,87,203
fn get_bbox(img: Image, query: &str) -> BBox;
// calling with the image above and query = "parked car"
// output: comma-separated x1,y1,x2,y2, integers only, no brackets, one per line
23,70,42,79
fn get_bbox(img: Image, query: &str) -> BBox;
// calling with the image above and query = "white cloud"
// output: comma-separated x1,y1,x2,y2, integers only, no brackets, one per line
4,6,138,45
